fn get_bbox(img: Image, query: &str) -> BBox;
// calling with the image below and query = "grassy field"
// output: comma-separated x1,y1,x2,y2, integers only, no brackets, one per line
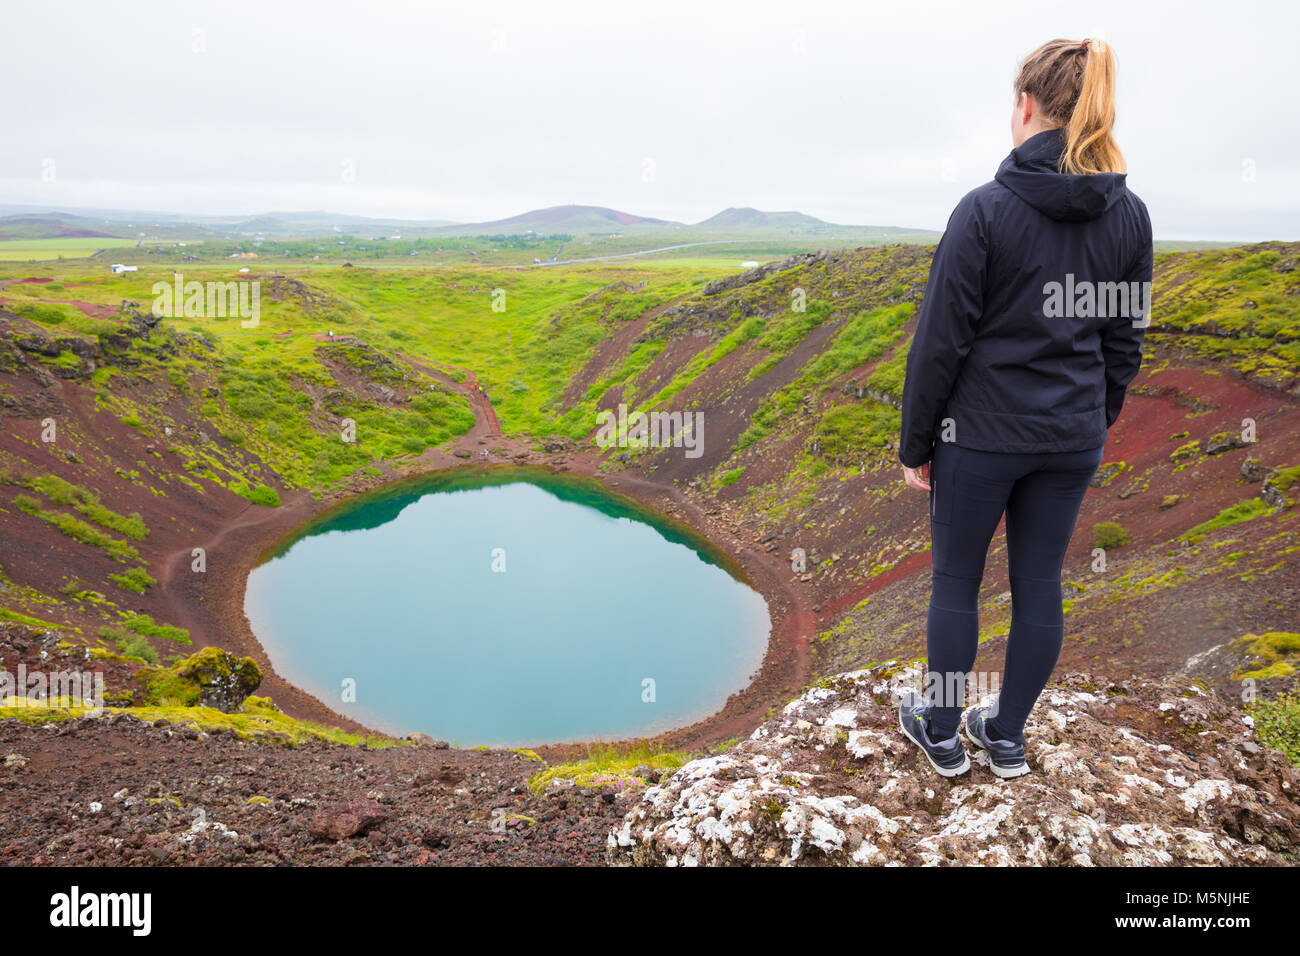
0,237,140,261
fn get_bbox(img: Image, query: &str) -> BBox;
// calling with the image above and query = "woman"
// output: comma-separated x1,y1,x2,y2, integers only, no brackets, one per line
897,38,1152,779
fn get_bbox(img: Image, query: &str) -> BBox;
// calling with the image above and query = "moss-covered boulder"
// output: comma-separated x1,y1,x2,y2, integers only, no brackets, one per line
139,647,263,713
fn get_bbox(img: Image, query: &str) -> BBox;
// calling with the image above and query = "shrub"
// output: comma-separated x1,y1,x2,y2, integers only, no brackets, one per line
100,626,160,665
1249,693,1300,766
1093,521,1131,550
109,566,156,593
231,481,281,507
718,466,745,486
119,612,191,645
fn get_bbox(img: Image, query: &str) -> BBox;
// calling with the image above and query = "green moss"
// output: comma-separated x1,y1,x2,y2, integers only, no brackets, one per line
1270,464,1300,493
1180,498,1271,540
12,495,141,562
1092,461,1127,486
118,612,190,645
0,607,62,628
137,645,261,706
527,742,687,794
22,474,155,543
2,696,400,748
1232,631,1300,681
108,566,156,593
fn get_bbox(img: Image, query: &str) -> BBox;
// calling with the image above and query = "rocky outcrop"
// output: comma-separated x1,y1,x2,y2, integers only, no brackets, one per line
702,250,830,296
1204,431,1252,456
179,649,262,713
541,436,576,454
140,648,263,713
1241,457,1275,483
608,664,1300,866
1260,474,1293,512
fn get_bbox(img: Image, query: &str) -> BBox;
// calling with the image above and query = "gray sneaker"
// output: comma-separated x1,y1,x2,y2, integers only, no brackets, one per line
898,691,970,778
963,705,1030,779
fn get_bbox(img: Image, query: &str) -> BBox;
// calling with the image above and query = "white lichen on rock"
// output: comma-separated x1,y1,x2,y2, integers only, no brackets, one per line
607,665,1300,867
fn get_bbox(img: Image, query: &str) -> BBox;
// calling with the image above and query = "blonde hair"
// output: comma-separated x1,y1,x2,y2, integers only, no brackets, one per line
1014,37,1126,175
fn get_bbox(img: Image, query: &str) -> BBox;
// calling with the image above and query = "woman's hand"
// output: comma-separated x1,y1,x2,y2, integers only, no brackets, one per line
903,463,931,491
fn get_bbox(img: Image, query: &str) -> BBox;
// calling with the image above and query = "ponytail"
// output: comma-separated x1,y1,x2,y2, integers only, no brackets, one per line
1014,37,1126,175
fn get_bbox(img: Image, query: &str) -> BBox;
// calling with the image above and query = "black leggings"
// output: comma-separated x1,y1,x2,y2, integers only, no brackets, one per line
924,439,1104,743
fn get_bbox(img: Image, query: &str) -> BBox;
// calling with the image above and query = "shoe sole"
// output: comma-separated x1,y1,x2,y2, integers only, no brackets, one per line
962,718,1031,779
899,713,970,778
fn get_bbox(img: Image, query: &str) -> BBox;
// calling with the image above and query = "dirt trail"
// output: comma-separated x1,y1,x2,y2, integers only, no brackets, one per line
400,353,501,440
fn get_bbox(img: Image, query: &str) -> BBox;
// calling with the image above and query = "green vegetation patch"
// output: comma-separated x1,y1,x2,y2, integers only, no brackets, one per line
1093,521,1131,550
108,567,156,593
12,494,141,563
1,471,148,540
528,742,687,794
1248,693,1300,766
1232,631,1300,681
1180,498,1271,541
118,612,191,646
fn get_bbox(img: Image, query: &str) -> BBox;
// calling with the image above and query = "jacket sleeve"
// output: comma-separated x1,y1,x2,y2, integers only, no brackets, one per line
898,193,987,468
1101,204,1152,428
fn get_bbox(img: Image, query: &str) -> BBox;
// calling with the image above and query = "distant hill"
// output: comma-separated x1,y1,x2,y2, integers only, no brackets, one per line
231,211,459,235
430,204,939,242
0,214,123,241
694,207,831,231
432,204,677,236
0,201,941,243
0,205,459,240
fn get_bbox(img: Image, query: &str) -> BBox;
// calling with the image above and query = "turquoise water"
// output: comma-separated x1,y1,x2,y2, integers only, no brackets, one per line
244,469,770,746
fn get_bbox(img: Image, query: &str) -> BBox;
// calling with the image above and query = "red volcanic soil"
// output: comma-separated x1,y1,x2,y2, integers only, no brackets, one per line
0,689,633,866
0,296,119,320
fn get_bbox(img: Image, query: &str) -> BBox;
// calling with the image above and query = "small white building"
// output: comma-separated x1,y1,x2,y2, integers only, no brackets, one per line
109,264,138,274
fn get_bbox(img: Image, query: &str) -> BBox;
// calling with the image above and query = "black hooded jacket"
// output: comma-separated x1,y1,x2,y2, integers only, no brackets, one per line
898,127,1152,468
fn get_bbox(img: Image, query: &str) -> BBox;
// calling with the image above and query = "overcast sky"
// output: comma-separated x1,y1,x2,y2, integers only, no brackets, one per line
2,0,1295,240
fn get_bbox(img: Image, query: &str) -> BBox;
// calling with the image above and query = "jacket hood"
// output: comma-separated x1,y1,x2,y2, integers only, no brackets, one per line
994,128,1127,222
